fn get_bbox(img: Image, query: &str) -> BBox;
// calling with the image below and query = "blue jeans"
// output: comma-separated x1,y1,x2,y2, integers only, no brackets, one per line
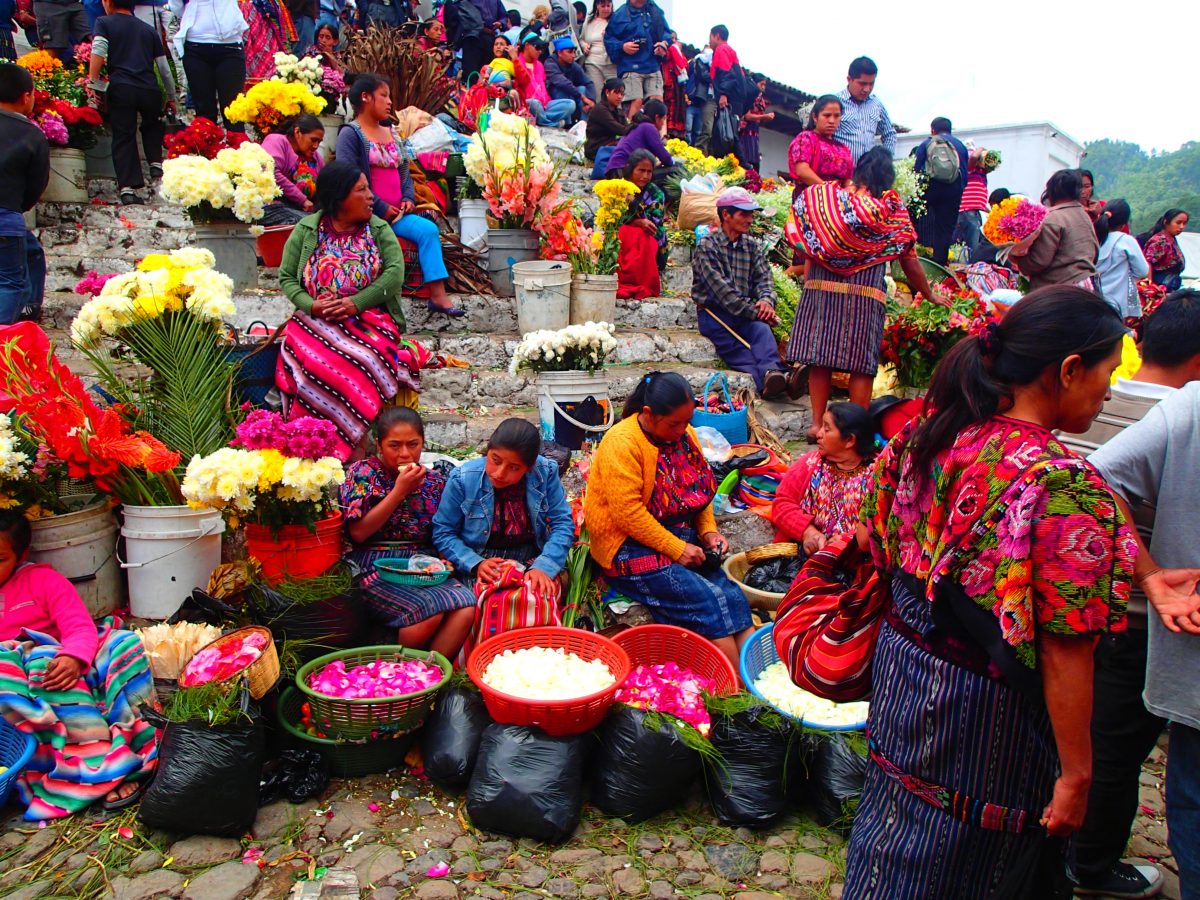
0,230,45,324
955,209,983,254
527,98,576,128
291,15,315,56
686,103,702,145
391,214,448,283
590,145,614,180
1168,722,1200,899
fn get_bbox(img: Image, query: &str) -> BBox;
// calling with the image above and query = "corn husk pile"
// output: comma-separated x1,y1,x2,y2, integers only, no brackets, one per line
135,622,223,680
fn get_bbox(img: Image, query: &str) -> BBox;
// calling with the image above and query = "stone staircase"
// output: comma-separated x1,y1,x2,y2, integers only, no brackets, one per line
34,156,814,453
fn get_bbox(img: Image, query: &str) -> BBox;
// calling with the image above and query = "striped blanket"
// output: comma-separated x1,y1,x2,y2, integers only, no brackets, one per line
0,619,159,820
789,182,918,275
276,309,436,461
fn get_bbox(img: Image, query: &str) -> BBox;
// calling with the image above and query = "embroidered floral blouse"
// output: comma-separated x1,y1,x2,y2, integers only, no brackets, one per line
863,416,1135,668
772,450,873,542
340,457,448,547
302,219,382,301
788,130,854,184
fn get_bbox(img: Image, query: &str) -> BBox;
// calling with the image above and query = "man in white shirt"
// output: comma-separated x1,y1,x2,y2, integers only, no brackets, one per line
1061,290,1200,899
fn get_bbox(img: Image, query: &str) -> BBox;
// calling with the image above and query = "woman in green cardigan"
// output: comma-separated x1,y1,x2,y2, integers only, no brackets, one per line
277,161,436,460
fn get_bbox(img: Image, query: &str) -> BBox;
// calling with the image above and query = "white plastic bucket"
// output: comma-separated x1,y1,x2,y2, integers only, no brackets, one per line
458,199,489,252
193,223,259,292
570,273,618,326
317,114,343,165
29,500,123,618
487,228,541,297
44,148,87,204
514,260,572,335
536,369,614,446
120,506,226,620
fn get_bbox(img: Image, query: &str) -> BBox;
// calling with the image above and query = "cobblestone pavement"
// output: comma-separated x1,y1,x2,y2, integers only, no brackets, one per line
0,736,1177,900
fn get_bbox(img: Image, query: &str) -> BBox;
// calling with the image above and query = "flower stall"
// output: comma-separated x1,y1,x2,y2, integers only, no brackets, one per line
182,409,346,585
510,322,618,449
463,111,571,296
269,51,344,161
160,142,281,289
17,49,104,202
558,179,641,325
879,287,997,391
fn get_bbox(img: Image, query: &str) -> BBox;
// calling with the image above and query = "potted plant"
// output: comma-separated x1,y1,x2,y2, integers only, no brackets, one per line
159,141,281,290
17,49,104,202
560,179,641,326
181,409,346,586
509,322,618,448
463,111,571,297
0,324,222,619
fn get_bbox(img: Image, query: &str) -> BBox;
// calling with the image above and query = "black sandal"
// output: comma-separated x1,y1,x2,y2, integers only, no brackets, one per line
101,780,145,812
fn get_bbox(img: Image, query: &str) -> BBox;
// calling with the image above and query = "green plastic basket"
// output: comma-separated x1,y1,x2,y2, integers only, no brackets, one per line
373,557,451,587
277,688,412,777
295,645,451,740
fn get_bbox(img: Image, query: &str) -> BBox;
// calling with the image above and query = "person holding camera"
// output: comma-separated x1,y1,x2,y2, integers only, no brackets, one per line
601,0,668,119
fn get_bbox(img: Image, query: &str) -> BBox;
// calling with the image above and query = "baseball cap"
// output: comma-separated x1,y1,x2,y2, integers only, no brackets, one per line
715,187,762,212
553,37,576,52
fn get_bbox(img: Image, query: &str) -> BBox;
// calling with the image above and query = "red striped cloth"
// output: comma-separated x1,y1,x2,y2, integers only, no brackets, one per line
960,171,989,213
788,182,918,275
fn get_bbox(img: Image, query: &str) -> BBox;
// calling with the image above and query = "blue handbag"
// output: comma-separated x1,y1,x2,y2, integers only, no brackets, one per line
691,372,748,444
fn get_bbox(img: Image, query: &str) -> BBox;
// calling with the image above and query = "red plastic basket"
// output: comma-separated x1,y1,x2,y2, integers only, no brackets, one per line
467,627,630,736
612,624,739,695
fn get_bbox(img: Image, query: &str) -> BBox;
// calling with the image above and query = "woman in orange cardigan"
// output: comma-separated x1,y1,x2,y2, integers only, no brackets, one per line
585,371,753,667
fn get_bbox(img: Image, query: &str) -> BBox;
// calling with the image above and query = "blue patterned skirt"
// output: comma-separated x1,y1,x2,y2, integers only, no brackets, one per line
603,524,752,640
350,545,476,629
844,573,1064,899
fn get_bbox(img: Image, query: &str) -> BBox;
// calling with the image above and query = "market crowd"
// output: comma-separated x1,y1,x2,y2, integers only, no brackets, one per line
0,2,1198,900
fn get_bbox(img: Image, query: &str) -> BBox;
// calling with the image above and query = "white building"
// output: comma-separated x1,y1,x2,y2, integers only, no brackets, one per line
894,122,1085,199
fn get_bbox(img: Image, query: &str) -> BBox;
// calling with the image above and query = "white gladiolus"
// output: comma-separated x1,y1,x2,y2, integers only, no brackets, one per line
754,661,869,728
480,646,616,700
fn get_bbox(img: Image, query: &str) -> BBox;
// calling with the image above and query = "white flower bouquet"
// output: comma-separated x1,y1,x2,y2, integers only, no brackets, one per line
160,142,281,224
271,52,323,96
892,156,929,220
509,321,617,375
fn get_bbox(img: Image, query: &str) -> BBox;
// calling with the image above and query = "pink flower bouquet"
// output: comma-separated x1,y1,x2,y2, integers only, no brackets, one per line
307,658,444,699
179,630,270,687
615,662,717,737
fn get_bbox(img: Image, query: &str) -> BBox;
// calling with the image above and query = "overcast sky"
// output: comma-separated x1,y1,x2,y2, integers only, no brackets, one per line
665,0,1196,153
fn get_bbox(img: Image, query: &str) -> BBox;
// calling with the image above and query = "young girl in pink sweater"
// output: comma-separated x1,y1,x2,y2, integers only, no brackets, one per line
0,510,158,819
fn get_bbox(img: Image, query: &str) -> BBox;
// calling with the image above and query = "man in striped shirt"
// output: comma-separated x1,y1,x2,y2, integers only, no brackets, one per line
957,151,990,254
833,56,896,163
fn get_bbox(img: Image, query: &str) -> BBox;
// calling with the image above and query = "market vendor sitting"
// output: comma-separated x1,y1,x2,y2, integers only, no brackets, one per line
771,402,877,556
585,372,754,669
0,511,158,820
340,408,477,661
432,419,575,658
693,188,788,400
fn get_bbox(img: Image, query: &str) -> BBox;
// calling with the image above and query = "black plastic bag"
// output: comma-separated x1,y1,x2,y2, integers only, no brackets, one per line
713,107,739,157
259,749,329,805
167,589,240,626
705,708,792,828
744,555,805,594
422,686,492,789
139,710,265,837
247,582,365,650
711,449,770,483
808,733,868,832
466,724,586,843
590,706,701,822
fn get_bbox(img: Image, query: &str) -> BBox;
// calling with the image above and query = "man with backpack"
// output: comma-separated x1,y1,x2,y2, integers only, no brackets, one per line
912,116,968,265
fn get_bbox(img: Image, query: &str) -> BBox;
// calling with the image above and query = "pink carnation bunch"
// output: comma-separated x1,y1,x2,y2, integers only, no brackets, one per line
307,658,443,699
35,112,69,146
234,409,340,459
74,40,92,65
998,198,1047,242
73,270,117,297
321,66,345,96
614,662,717,736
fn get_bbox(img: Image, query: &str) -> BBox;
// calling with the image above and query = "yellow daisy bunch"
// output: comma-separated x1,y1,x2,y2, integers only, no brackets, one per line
593,179,640,234
225,80,326,134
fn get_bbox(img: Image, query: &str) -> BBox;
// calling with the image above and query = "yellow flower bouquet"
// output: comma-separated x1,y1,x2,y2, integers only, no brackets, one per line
225,79,326,137
570,179,640,275
70,248,240,462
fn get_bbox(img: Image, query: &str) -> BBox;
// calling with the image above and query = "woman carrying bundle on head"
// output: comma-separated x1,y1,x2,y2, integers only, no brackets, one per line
584,372,753,669
433,419,575,659
340,408,477,660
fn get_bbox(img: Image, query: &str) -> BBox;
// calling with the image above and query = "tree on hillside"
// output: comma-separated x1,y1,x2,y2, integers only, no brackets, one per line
1084,140,1200,234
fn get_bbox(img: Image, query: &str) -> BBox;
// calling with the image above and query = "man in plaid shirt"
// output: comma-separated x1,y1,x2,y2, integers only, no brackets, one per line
692,188,787,399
